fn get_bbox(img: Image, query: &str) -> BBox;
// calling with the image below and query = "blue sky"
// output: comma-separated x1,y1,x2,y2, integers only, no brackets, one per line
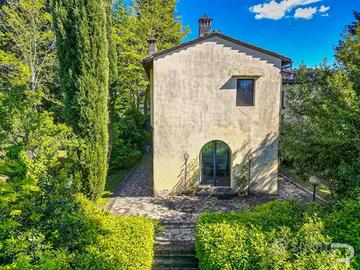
176,0,360,67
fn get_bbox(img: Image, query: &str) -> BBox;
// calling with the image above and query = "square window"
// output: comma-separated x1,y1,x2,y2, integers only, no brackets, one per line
236,79,255,106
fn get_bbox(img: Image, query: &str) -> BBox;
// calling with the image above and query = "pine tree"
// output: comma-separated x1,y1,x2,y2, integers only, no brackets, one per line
53,0,109,199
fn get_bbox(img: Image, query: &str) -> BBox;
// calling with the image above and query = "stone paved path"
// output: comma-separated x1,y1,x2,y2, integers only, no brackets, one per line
107,155,313,242
107,156,314,269
111,154,154,197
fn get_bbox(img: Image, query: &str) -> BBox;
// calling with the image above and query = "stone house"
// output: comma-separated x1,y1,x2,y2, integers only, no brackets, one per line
143,16,291,195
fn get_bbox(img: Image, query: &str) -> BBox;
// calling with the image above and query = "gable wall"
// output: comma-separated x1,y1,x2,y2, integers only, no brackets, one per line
152,36,282,194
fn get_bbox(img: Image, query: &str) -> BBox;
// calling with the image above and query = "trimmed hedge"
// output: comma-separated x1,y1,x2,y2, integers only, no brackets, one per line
195,200,353,270
71,195,155,270
74,215,154,269
4,195,154,270
324,198,360,269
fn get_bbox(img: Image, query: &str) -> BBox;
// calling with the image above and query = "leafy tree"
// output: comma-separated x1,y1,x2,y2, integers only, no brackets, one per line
112,0,187,113
108,0,187,170
0,0,59,111
280,12,360,199
53,0,110,199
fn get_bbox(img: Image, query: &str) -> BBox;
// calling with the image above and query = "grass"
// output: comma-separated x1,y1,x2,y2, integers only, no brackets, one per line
105,169,129,194
280,166,333,200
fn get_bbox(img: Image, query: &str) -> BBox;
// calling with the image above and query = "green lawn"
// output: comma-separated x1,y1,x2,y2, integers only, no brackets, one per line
280,166,332,200
105,169,129,194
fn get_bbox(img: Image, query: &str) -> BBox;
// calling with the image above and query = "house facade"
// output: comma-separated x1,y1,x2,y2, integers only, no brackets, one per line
143,16,291,195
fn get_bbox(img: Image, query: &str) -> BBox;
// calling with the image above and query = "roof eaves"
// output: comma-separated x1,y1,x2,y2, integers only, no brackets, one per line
142,32,292,72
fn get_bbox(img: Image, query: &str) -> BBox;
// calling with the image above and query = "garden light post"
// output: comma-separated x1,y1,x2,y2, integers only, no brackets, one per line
309,175,321,201
184,151,189,193
247,152,253,194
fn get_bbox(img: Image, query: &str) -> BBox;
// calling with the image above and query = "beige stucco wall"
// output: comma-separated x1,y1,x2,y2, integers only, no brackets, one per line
151,36,282,195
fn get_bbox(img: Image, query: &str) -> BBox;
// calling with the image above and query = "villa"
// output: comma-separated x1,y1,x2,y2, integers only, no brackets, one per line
143,16,292,195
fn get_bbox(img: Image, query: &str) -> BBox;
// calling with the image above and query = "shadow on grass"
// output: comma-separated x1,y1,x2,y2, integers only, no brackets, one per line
105,169,129,196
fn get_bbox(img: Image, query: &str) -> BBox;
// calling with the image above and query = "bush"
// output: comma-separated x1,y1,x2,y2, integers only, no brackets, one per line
196,200,353,270
0,191,155,269
109,109,151,172
198,200,304,231
325,198,360,269
0,139,154,269
73,196,155,270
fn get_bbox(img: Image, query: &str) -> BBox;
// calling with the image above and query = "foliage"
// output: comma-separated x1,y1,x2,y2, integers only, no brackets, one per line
197,200,304,231
280,12,360,199
1,186,154,269
109,109,150,171
74,196,154,270
106,0,188,172
0,137,154,269
0,74,154,270
325,197,360,268
0,0,60,112
196,200,353,270
112,0,187,113
53,0,110,199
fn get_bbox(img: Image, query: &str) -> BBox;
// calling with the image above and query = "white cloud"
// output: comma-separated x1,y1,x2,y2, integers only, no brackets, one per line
249,0,324,20
319,5,330,13
294,7,318,19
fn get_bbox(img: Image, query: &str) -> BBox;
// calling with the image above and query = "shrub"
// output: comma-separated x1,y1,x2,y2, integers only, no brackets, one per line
0,144,154,269
109,109,151,172
0,191,155,269
73,195,155,270
197,200,304,231
325,198,360,268
196,200,353,270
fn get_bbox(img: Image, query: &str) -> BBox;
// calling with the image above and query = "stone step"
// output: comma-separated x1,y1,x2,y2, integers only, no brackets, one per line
155,240,195,249
155,224,196,242
195,186,237,197
153,256,198,268
155,243,195,254
155,235,194,242
153,241,198,269
161,221,196,227
153,267,198,270
155,249,195,256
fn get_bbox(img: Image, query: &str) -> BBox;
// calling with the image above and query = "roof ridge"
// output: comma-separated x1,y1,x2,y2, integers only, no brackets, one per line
143,32,291,67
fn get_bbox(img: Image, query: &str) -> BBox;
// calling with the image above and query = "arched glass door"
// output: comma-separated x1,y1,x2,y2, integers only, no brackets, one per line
200,140,231,186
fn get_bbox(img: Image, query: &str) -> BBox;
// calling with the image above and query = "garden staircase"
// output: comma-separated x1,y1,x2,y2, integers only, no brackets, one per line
153,222,199,269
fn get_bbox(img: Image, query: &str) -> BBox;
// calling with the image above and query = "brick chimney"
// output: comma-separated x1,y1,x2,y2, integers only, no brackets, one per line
198,15,212,38
148,34,157,55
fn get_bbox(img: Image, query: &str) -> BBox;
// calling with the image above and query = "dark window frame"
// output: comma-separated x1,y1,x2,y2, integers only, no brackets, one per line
236,78,256,106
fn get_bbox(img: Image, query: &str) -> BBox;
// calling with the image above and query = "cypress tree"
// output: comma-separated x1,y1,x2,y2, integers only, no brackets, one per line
53,0,109,199
105,0,118,165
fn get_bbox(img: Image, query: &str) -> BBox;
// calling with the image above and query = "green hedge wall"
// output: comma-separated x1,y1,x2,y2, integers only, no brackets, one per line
3,195,155,270
195,200,353,270
73,196,155,270
74,216,154,269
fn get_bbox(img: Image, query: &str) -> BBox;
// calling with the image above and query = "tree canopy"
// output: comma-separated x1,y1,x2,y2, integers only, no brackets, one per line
280,12,360,199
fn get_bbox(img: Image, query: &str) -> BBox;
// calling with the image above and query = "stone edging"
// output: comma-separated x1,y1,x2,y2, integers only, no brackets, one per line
106,161,144,212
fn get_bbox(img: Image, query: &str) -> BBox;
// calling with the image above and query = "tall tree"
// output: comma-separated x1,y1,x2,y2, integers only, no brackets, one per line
53,0,110,199
280,12,360,199
107,0,187,170
112,0,187,114
0,0,57,107
106,0,118,166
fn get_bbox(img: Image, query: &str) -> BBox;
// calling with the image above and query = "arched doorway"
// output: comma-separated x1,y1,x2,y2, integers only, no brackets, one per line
200,140,231,186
